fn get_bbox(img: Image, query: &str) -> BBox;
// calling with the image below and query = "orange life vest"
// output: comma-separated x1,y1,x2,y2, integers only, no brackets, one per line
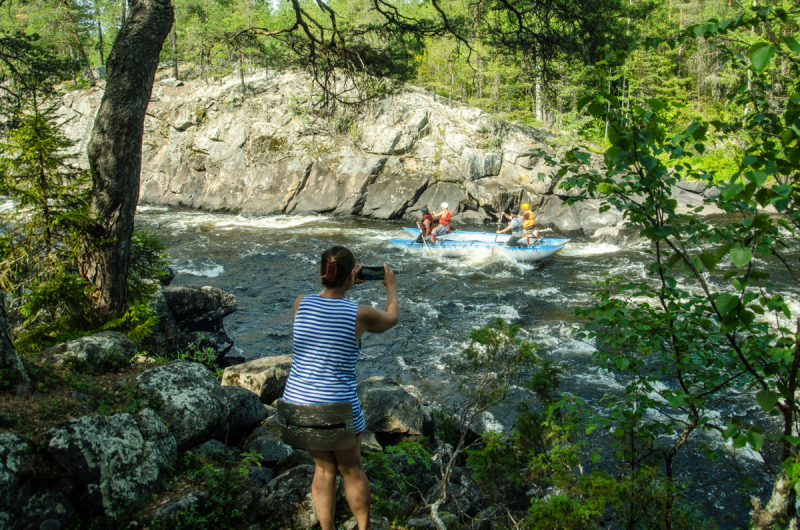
522,210,535,229
438,210,452,226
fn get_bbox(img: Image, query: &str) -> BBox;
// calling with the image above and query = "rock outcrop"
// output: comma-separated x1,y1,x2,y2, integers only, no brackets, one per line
43,409,176,516
39,331,138,370
358,376,430,445
0,433,75,530
221,354,293,403
135,362,231,449
58,71,722,236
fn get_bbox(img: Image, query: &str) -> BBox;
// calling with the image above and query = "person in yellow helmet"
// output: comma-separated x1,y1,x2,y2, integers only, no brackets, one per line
520,203,539,242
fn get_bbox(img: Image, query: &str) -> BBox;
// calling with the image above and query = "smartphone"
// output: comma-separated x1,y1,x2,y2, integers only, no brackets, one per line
358,266,385,281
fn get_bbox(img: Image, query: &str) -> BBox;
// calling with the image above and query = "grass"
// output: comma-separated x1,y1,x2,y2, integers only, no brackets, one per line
0,358,168,440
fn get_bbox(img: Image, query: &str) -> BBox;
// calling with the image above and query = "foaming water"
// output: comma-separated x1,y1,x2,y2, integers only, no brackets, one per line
559,242,621,256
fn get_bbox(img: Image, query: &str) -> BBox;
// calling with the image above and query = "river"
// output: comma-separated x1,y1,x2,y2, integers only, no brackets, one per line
136,205,797,526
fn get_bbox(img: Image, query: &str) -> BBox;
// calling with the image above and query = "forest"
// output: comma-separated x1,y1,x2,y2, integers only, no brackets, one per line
1,0,799,529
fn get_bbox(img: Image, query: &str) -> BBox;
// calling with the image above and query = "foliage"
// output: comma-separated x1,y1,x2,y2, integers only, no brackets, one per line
144,451,261,530
128,229,170,302
364,440,434,522
529,4,800,527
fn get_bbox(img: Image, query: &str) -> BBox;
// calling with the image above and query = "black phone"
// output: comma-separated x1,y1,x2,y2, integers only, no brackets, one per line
358,266,385,281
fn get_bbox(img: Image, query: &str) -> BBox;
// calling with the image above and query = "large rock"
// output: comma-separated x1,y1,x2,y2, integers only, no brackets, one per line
256,465,343,528
244,436,293,466
0,433,75,530
221,385,268,433
461,148,502,180
675,180,707,193
163,285,237,333
291,156,387,214
43,409,176,516
362,166,430,219
40,331,137,370
464,178,523,215
411,182,468,214
358,376,425,444
535,195,583,234
221,354,293,404
162,285,237,358
136,362,231,449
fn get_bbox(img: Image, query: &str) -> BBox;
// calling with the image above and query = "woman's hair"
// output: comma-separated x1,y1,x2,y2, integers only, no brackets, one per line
320,246,356,288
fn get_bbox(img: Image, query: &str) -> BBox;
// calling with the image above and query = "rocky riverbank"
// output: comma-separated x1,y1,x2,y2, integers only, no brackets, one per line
1,286,494,530
59,71,724,237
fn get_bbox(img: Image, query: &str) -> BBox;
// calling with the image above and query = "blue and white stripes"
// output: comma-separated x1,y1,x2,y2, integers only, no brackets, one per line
283,294,366,435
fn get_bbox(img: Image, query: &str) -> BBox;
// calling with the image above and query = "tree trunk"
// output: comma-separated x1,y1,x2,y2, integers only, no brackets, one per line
79,0,173,313
751,468,799,530
0,292,29,395
62,0,97,83
96,0,105,67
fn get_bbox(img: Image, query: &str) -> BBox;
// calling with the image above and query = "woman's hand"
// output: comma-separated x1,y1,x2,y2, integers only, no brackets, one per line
353,264,365,285
382,264,396,290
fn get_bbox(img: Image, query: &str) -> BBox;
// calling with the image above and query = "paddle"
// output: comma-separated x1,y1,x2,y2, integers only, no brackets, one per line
494,214,505,243
418,222,433,257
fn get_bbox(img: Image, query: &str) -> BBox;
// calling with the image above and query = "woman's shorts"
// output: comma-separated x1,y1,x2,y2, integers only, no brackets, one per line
276,399,358,451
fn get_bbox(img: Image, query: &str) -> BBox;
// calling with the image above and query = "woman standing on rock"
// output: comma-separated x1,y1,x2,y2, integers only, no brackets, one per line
279,246,399,530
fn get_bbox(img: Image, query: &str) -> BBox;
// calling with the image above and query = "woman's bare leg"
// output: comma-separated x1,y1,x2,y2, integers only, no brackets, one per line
307,449,338,530
334,438,371,530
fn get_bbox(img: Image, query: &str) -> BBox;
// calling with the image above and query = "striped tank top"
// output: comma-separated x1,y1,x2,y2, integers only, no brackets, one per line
283,294,366,434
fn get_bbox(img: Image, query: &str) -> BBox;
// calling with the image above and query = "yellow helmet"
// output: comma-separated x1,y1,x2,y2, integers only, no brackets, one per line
521,203,530,210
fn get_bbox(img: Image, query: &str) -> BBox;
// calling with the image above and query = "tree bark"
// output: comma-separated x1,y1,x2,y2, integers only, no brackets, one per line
79,0,173,313
96,0,105,67
0,291,29,395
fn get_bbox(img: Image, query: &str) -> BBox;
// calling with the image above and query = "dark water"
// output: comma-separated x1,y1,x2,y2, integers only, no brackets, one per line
136,205,798,526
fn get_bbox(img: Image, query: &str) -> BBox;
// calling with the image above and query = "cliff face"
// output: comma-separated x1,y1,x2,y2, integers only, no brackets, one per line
60,71,626,233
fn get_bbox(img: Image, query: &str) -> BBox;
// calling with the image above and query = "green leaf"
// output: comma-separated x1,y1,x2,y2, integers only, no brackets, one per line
699,252,719,272
715,293,740,316
597,182,614,194
587,103,606,118
577,96,594,112
733,434,747,449
756,390,779,411
785,36,800,54
748,42,776,72
747,431,764,452
591,453,601,464
666,394,685,408
586,424,598,435
615,358,631,371
721,182,744,200
742,155,758,166
613,450,624,460
646,98,666,112
730,247,753,268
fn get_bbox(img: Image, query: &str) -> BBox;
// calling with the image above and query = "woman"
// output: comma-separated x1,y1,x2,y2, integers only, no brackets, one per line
282,246,399,530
